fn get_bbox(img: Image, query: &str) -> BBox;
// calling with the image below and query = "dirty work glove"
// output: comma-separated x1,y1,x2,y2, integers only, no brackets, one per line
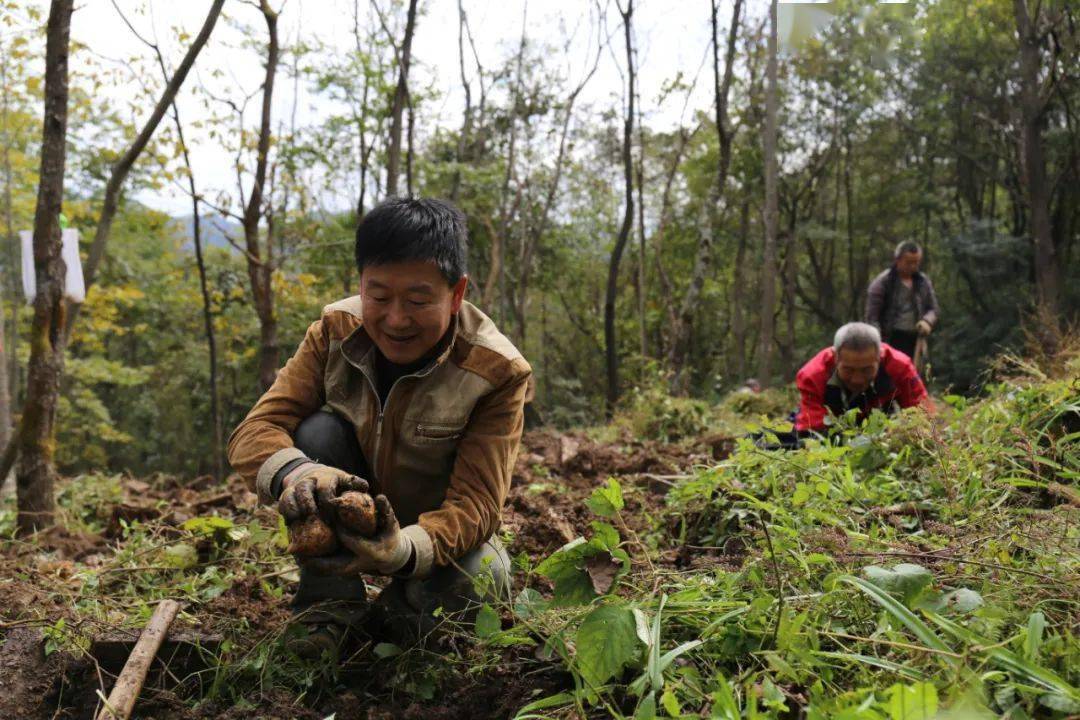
277,464,368,523
302,495,414,577
915,320,932,337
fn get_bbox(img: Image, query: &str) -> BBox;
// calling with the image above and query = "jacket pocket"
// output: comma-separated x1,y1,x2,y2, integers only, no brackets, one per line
414,421,465,442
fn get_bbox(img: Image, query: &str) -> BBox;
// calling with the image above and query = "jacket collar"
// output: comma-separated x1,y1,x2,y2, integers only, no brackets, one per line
888,265,924,289
340,314,460,376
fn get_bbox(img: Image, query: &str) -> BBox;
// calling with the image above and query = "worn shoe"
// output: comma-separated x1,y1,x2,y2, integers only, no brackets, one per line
285,620,346,661
285,599,369,661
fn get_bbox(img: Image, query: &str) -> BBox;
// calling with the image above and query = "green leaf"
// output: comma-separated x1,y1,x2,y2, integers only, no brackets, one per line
709,675,741,719
658,640,703,672
535,538,598,606
575,603,645,688
589,521,621,549
1024,611,1046,661
811,651,925,681
373,642,401,658
925,612,1080,701
1039,693,1080,714
182,515,235,535
512,692,575,718
163,542,198,569
513,588,547,619
536,526,628,606
761,677,788,711
792,483,812,505
886,682,938,720
661,689,681,717
941,588,983,613
635,691,657,720
586,477,624,518
475,604,501,638
840,575,955,666
862,563,933,604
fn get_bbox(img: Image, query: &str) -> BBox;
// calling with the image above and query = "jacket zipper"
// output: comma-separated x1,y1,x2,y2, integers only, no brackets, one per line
355,360,441,483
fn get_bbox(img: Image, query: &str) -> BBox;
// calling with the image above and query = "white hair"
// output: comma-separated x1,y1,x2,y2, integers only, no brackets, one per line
834,322,881,354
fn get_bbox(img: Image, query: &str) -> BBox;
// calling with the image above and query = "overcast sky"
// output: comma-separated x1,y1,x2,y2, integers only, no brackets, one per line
51,0,727,216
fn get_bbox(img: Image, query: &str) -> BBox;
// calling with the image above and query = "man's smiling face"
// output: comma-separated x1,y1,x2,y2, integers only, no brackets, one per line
360,260,467,364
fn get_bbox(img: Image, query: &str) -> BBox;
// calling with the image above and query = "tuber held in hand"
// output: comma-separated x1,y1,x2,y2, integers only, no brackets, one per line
331,491,378,536
287,515,338,556
285,488,378,556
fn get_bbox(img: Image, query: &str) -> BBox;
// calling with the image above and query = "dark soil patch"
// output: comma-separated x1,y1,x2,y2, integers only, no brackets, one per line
0,628,55,719
2,428,706,719
201,574,293,636
504,429,709,561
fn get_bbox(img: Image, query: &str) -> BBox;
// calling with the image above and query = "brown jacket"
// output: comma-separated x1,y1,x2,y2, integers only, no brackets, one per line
227,297,531,578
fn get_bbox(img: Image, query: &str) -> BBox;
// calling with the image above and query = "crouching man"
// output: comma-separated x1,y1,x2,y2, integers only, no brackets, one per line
794,322,932,434
227,198,531,656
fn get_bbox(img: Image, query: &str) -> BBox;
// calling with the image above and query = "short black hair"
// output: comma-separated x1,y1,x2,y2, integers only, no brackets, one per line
354,197,468,285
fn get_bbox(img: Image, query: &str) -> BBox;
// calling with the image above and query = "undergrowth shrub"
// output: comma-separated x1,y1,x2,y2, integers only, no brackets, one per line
497,339,1080,719
719,386,798,420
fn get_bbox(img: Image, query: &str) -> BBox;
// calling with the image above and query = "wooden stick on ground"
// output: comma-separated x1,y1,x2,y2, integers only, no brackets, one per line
95,599,181,720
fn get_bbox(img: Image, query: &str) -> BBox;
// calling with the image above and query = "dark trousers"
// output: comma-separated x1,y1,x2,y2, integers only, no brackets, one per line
885,329,918,360
290,411,512,641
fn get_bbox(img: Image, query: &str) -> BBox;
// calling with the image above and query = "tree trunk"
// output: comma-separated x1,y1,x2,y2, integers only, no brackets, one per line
131,4,226,480
480,215,503,312
512,39,600,355
0,329,9,452
635,69,647,361
844,134,857,318
1,54,16,440
652,126,692,358
169,112,222,481
493,4,528,324
782,218,797,379
1014,0,1061,323
756,0,779,388
66,0,224,340
406,91,415,196
385,0,418,198
667,0,742,393
450,0,473,205
191,203,222,480
731,198,749,382
352,0,376,218
243,1,281,392
17,0,73,533
605,0,635,418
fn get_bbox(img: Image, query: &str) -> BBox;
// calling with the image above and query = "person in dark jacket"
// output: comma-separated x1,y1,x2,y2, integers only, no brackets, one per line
865,241,940,361
795,322,932,433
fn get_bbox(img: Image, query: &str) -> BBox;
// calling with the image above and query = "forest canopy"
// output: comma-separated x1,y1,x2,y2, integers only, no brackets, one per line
0,0,1075,478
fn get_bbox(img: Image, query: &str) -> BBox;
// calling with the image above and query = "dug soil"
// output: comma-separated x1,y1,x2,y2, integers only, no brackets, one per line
0,428,725,720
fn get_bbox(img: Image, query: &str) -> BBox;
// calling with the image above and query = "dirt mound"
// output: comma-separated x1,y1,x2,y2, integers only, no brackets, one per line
504,429,718,560
0,628,52,719
0,429,718,719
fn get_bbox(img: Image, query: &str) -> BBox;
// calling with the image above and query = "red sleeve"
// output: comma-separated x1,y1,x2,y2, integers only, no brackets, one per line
794,352,830,432
886,349,930,411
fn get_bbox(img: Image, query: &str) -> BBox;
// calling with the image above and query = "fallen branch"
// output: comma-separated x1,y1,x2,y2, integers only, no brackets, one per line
95,599,181,720
869,501,935,518
192,491,233,510
1047,482,1080,508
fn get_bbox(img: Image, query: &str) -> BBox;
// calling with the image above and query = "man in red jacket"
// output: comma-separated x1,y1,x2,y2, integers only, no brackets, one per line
795,322,932,433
